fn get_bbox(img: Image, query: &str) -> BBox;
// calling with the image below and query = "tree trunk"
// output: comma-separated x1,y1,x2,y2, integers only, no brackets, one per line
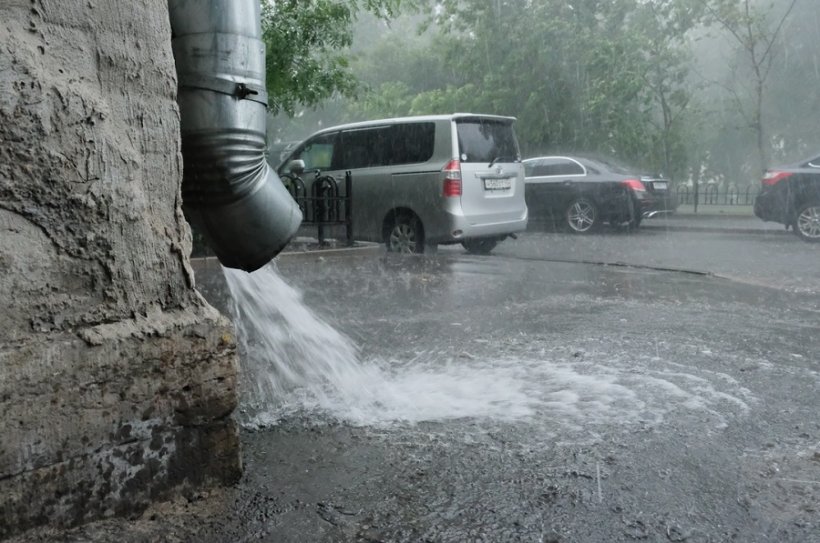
0,0,240,537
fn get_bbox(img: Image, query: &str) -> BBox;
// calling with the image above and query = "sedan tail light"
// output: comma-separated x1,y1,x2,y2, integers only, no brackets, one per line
761,170,793,186
442,159,462,197
621,178,646,192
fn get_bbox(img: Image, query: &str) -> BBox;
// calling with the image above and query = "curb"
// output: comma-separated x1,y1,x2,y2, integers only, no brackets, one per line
526,217,788,236
641,221,789,236
189,242,382,266
279,242,382,257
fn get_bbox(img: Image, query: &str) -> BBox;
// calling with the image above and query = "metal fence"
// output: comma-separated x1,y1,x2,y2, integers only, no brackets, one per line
282,170,353,246
675,184,759,206
191,171,353,257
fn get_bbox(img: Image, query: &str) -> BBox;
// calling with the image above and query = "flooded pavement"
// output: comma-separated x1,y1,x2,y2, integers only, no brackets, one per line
17,230,819,542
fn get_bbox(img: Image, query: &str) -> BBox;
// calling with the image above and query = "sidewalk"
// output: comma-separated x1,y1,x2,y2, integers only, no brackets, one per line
191,210,787,268
282,210,792,255
642,210,788,235
281,236,380,255
283,212,787,252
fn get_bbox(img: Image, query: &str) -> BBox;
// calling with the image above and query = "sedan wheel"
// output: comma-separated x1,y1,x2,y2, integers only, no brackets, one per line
794,202,820,242
386,214,424,253
566,198,599,233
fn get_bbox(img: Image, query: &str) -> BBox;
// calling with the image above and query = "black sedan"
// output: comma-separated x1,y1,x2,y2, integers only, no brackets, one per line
523,155,672,233
754,153,820,242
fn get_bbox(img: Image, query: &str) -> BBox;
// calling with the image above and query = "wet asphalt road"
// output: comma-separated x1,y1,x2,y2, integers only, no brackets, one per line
21,227,820,542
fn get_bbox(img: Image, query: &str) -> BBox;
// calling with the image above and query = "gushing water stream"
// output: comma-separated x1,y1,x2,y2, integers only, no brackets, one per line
222,264,537,428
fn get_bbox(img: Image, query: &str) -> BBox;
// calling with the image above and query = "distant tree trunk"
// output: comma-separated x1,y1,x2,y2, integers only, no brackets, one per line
753,74,767,172
704,0,798,173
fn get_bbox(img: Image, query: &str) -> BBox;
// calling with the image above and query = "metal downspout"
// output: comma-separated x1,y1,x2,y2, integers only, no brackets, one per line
168,0,302,272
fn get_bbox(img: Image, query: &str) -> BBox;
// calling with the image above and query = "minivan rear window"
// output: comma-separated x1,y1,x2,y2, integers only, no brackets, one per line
456,119,520,164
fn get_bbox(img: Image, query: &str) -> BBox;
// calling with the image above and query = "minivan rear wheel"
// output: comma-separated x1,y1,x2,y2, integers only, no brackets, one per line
794,202,820,242
462,238,498,255
386,212,425,253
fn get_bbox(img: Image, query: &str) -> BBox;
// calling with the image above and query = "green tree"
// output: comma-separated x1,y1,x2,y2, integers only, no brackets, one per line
632,1,704,178
352,0,699,175
261,0,415,116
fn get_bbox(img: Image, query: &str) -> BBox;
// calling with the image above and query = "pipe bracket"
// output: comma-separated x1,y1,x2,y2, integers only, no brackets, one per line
178,74,268,106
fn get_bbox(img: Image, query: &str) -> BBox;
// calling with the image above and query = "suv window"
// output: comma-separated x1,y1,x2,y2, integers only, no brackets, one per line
335,123,436,170
388,123,435,165
456,119,520,163
337,126,391,169
293,133,336,172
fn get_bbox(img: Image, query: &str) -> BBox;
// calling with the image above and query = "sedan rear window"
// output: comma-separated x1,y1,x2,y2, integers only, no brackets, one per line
456,119,520,163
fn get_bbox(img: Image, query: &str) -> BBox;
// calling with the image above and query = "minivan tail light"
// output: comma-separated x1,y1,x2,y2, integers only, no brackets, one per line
762,170,793,186
442,159,462,197
621,178,646,192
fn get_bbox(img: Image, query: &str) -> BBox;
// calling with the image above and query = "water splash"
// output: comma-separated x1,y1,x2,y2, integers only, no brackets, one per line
223,264,538,428
222,264,752,433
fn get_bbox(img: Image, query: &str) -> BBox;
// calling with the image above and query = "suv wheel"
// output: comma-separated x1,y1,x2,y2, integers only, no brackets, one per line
566,198,599,233
794,202,820,242
462,238,498,255
386,213,425,253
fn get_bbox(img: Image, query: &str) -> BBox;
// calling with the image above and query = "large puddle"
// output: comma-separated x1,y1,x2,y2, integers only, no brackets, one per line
223,263,754,434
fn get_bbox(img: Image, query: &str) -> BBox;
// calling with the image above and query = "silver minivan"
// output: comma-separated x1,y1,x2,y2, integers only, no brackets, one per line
277,114,528,254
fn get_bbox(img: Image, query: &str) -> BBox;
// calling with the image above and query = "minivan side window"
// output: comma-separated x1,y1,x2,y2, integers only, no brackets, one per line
335,123,435,170
387,123,436,165
336,126,391,170
456,119,520,163
293,133,336,171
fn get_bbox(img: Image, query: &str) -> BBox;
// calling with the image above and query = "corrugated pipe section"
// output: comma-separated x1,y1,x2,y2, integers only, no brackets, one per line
168,0,302,272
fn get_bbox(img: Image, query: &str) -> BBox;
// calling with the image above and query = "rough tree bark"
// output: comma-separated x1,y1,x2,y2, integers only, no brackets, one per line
0,0,241,537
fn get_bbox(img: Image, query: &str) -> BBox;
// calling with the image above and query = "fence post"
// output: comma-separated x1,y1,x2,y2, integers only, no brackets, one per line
693,181,699,214
345,171,353,246
314,173,325,245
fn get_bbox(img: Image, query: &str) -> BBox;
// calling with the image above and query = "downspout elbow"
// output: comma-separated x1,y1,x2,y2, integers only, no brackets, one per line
168,0,302,272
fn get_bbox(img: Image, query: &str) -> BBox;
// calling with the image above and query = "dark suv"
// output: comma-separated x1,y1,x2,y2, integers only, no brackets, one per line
754,153,820,242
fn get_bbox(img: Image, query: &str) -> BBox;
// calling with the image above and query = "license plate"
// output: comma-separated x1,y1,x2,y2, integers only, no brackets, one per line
484,178,512,190
652,182,668,190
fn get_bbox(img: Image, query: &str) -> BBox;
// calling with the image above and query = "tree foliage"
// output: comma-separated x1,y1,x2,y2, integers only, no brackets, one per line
343,0,701,177
261,0,413,115
266,0,815,186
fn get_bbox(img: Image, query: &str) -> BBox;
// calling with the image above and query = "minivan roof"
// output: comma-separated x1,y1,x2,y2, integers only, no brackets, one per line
305,113,517,138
